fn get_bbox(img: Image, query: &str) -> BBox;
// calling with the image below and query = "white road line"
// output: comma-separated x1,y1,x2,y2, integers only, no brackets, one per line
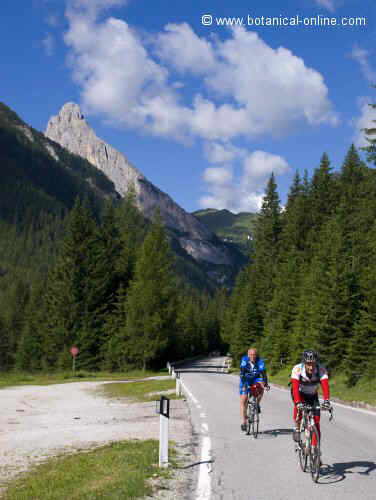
196,435,212,500
180,380,199,405
180,377,212,499
271,383,376,417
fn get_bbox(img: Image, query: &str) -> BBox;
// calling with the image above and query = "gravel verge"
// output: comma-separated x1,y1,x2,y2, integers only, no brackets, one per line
0,378,194,498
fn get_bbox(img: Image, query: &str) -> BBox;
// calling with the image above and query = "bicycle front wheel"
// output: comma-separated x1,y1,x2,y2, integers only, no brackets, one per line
309,426,321,482
246,403,253,436
298,426,308,472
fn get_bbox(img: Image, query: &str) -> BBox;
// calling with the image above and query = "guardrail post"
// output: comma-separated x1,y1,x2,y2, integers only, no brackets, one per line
158,396,170,468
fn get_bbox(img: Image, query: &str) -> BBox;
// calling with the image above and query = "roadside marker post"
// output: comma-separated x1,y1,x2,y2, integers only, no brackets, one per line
156,396,170,468
176,371,182,396
70,346,79,373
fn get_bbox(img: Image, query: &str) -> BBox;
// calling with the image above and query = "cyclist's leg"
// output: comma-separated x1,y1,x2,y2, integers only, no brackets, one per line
304,394,320,446
292,390,305,442
312,395,321,446
239,380,249,429
254,380,264,411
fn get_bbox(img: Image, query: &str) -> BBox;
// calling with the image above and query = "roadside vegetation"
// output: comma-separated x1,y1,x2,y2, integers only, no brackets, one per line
269,368,376,406
3,440,172,500
100,378,178,402
0,369,169,390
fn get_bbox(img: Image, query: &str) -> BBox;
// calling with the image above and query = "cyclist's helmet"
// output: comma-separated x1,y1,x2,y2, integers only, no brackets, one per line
302,350,319,363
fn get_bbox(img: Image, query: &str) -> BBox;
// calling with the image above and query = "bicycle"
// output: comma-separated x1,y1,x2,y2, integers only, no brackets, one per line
246,383,263,438
295,402,334,482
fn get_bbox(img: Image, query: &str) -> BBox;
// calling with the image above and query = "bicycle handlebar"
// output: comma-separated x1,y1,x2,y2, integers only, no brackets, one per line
297,403,334,421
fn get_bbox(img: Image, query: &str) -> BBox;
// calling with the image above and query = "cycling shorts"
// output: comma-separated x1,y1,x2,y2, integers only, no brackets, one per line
290,388,320,417
239,378,264,395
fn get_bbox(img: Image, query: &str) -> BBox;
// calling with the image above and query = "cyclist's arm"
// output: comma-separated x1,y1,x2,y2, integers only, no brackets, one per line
261,369,268,385
291,378,302,404
291,365,302,404
319,367,330,400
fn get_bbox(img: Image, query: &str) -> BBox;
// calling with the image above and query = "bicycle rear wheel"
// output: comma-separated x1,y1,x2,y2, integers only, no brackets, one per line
309,426,321,482
252,411,259,438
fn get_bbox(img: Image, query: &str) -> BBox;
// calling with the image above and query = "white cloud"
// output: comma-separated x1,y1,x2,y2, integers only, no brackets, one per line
155,23,216,75
204,142,244,164
314,0,336,12
350,45,376,83
208,29,338,134
200,149,290,213
203,166,233,185
354,98,375,148
42,33,55,56
63,6,337,142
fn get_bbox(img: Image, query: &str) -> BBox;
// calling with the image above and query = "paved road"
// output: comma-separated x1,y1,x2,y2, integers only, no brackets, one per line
178,357,376,500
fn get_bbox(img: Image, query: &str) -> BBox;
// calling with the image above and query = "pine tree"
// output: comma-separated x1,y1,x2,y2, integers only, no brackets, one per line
0,315,11,371
302,219,355,369
346,223,376,383
252,173,282,316
15,281,45,371
307,153,338,247
41,199,97,368
122,214,177,370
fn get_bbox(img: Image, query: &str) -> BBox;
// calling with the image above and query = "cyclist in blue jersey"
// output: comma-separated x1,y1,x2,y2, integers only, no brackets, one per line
240,347,270,431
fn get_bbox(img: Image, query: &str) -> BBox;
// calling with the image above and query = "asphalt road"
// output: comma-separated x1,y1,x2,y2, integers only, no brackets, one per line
178,357,376,500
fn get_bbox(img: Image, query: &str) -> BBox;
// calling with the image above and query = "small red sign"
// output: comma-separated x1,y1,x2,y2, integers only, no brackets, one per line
70,346,79,357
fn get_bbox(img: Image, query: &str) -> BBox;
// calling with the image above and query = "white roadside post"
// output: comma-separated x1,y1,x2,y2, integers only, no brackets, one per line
158,396,170,468
176,371,182,396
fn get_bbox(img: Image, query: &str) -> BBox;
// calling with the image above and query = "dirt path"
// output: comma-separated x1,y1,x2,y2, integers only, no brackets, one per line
0,379,193,496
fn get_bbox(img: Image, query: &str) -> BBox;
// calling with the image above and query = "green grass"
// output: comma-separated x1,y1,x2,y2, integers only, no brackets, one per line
3,440,172,500
100,379,179,403
269,367,376,406
0,369,168,390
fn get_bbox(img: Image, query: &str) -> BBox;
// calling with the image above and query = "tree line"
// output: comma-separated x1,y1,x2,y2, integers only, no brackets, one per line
222,117,376,385
0,191,226,372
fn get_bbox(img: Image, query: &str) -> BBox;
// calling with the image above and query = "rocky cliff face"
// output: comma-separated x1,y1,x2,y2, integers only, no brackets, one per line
45,103,233,266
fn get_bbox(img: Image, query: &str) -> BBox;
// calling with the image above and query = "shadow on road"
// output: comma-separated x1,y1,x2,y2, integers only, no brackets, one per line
319,460,376,484
178,459,215,469
258,428,294,438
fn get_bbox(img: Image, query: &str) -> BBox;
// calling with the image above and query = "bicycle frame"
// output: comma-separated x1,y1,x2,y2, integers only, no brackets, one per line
295,403,333,482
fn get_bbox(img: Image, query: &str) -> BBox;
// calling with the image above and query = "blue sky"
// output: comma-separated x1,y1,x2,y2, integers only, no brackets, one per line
1,0,375,212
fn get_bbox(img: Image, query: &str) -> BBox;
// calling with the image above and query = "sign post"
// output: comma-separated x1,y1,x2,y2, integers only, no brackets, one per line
70,346,79,373
157,396,170,468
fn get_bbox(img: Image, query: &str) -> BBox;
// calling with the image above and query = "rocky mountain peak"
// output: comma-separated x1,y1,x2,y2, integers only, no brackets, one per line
58,102,85,122
45,102,236,267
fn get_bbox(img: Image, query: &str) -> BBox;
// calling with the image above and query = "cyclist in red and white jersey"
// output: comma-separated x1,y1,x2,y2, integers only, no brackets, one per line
291,350,331,443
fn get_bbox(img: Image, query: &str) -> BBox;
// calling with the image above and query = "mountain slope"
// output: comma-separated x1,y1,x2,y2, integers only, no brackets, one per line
193,208,257,255
0,102,119,226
